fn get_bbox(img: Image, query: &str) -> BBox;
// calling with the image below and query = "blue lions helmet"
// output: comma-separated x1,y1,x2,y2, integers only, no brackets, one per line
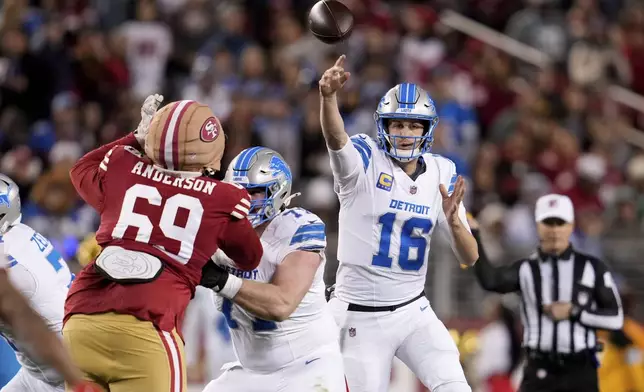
224,147,293,227
0,174,21,235
374,83,439,162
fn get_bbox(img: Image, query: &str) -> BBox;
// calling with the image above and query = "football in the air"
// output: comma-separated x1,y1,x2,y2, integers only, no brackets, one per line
308,0,354,44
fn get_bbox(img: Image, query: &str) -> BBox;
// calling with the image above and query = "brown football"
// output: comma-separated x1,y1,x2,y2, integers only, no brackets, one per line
308,0,354,44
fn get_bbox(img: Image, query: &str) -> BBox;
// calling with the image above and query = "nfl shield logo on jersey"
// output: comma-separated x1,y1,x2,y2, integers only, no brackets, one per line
348,327,356,337
409,185,417,194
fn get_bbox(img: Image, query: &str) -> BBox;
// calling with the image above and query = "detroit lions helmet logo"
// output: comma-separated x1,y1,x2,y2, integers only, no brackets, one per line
0,181,12,208
269,155,292,182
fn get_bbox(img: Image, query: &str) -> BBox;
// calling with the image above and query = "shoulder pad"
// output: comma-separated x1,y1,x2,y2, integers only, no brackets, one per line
221,180,245,190
427,153,457,194
230,188,252,220
215,180,252,220
123,145,143,158
280,207,322,224
429,153,457,172
99,145,142,172
99,146,118,172
282,208,326,250
350,133,376,148
350,134,374,172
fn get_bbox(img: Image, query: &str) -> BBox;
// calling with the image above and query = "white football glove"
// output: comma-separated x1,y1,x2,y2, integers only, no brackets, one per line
133,94,164,148
325,284,336,302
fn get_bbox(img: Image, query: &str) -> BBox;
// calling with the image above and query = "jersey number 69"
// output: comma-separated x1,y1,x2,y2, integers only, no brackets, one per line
372,212,433,271
112,184,204,265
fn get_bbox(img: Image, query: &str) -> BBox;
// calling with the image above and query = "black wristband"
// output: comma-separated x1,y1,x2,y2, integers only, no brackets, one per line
200,262,230,291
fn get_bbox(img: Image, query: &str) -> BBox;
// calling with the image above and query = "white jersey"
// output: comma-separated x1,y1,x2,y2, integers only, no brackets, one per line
329,134,470,306
213,207,338,373
0,223,73,386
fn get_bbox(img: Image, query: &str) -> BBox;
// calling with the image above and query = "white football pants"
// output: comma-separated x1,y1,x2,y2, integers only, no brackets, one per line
328,295,471,392
202,343,346,392
1,368,64,392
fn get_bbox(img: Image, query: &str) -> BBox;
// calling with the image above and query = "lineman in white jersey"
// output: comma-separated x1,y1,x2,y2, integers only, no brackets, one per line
319,55,480,392
0,174,74,392
200,147,345,392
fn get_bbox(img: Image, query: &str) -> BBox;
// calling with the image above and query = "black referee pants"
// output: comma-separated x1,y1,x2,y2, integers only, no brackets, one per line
520,354,598,392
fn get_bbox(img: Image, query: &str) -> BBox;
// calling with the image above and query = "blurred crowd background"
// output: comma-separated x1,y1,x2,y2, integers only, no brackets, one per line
4,0,644,390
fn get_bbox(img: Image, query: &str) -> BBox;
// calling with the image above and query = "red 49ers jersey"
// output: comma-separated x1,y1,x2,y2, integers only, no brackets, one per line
65,133,262,334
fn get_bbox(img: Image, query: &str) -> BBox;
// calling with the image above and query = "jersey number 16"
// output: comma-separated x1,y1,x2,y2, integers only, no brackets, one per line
372,212,433,271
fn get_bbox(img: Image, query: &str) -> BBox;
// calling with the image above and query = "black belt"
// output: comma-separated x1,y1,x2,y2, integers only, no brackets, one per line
347,292,425,312
525,348,598,367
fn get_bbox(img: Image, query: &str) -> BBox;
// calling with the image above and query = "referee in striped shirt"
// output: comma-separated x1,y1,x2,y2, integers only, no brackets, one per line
470,194,623,392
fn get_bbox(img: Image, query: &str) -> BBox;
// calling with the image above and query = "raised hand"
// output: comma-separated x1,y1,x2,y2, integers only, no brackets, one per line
319,55,351,97
134,94,164,148
439,176,466,227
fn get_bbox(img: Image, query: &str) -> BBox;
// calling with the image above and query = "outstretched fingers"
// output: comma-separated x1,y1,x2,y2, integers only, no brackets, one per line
334,54,346,67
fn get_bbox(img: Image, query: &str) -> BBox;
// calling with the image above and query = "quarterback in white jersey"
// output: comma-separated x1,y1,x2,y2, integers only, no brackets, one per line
0,175,74,392
201,147,345,392
319,56,480,392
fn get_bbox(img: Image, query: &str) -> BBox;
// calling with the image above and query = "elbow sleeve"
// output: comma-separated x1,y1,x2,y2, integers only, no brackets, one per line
329,142,361,182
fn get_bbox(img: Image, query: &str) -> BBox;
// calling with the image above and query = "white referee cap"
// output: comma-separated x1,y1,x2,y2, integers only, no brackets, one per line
535,194,574,223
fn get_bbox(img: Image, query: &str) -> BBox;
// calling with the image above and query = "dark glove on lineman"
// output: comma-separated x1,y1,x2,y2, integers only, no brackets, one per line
200,261,230,292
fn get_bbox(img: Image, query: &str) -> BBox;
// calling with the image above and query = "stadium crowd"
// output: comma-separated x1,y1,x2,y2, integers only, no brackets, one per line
4,0,644,390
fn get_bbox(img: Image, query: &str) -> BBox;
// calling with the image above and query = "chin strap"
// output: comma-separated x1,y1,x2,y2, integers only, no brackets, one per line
283,192,301,207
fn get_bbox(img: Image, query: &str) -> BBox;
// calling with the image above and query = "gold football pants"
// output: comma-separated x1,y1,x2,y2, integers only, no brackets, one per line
63,312,186,392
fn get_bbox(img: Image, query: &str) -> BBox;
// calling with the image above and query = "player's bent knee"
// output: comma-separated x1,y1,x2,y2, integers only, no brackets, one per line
432,381,472,392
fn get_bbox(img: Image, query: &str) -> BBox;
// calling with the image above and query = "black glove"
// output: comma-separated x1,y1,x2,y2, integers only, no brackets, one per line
200,261,230,292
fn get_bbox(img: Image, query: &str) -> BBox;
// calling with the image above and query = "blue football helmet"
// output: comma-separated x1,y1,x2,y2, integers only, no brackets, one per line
374,83,439,162
224,147,293,227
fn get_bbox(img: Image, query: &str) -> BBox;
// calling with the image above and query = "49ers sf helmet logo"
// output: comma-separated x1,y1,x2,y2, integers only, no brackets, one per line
200,117,219,142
